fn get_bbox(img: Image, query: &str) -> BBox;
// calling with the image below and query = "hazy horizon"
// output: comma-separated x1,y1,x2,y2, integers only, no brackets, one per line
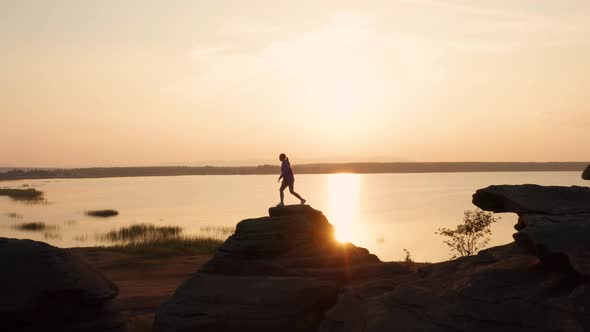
3,0,590,168
1,161,588,172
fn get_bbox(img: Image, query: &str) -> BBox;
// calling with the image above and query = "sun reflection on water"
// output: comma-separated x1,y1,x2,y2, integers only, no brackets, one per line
325,173,361,243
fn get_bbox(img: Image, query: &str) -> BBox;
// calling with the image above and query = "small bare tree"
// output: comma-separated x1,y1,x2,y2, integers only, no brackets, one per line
436,209,499,259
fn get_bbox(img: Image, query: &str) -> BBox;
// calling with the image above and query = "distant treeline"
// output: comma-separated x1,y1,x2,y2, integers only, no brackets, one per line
0,162,587,181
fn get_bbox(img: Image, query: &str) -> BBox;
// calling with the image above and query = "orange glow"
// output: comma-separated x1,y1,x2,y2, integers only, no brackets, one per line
325,174,361,243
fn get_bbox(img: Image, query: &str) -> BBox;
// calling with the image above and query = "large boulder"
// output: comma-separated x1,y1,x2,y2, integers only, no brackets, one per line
0,238,125,332
515,213,590,230
583,164,590,180
514,214,590,277
155,206,400,332
200,205,381,280
473,184,590,278
320,243,589,332
472,184,590,215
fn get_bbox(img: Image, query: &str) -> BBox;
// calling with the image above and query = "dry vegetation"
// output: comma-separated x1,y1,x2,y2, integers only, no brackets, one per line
13,222,59,232
93,224,223,256
86,209,119,217
0,188,44,201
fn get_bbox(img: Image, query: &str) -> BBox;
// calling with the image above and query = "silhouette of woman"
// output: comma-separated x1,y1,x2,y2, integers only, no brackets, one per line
277,153,306,207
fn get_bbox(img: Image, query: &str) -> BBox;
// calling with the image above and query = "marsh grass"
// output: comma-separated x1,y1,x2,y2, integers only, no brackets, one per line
95,223,223,256
44,231,62,240
99,224,183,243
6,212,23,219
73,234,88,242
87,209,119,218
14,222,60,232
0,188,44,202
199,225,234,239
99,236,223,256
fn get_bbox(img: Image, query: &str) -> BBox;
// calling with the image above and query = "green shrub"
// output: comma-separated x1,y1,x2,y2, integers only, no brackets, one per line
436,209,499,259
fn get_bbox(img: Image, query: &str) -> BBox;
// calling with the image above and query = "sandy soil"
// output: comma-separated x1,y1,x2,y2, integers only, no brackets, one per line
69,248,212,330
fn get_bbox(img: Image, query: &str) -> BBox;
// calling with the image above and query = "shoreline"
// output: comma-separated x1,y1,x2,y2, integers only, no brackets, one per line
1,162,587,181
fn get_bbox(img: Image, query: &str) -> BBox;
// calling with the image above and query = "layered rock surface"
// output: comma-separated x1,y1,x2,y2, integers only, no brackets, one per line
472,184,590,215
201,205,382,280
155,274,338,332
473,185,590,278
0,238,126,332
157,187,590,332
319,184,590,332
154,205,406,332
321,243,587,332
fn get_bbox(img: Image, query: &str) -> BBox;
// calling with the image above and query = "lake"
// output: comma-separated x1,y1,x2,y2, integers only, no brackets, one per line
0,172,586,262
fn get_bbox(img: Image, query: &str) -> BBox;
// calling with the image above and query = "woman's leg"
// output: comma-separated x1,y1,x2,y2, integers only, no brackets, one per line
279,181,288,204
288,182,305,201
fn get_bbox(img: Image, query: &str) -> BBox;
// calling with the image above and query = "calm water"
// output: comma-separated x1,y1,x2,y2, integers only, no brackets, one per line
0,172,586,262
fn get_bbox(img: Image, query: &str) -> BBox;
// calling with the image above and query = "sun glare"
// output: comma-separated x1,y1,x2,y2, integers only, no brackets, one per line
325,173,361,243
306,76,372,117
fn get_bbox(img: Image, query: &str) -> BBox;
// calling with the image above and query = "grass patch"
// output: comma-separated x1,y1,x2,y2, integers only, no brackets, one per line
44,231,62,240
0,188,44,202
94,223,223,256
6,212,23,219
98,224,182,243
87,209,119,218
199,225,234,239
14,222,59,232
73,235,88,242
98,236,223,256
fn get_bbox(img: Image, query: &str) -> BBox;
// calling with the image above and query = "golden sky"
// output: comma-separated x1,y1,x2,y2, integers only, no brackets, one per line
2,0,590,167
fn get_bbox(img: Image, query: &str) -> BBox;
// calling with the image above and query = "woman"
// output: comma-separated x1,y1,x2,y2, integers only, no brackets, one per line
277,153,306,207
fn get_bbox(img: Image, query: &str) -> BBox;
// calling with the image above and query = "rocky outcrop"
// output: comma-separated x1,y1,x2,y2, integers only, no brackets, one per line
583,164,590,180
201,205,381,281
157,186,590,332
0,238,125,332
472,184,590,215
514,216,590,277
319,184,590,332
473,185,590,278
320,243,588,332
154,205,407,332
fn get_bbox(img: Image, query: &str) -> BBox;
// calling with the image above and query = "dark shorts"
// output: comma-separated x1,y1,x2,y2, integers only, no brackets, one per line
281,178,294,189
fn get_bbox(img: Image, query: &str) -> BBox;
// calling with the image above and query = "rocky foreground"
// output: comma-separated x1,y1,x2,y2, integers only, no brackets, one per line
156,185,590,332
0,238,126,332
3,168,589,332
154,205,410,332
319,184,590,332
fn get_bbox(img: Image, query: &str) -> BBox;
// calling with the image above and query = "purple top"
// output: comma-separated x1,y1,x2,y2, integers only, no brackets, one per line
281,159,294,183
